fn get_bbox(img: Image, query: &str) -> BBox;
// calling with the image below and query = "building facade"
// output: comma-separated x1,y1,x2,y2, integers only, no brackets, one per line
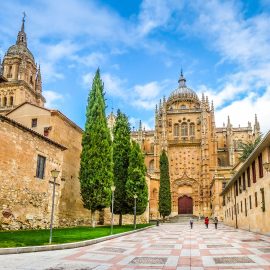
221,132,270,234
132,73,260,219
0,115,65,229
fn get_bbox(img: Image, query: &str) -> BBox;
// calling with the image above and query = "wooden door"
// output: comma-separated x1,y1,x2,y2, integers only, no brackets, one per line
178,195,193,214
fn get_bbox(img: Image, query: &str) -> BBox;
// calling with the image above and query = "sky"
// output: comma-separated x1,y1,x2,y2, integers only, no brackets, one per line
1,0,270,132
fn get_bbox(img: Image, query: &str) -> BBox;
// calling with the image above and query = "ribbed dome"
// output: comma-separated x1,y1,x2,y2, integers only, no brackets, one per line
168,72,199,103
6,44,34,62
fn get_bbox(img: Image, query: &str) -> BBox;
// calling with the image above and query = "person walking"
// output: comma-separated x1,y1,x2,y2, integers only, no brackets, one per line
204,216,209,228
189,217,194,229
214,217,218,229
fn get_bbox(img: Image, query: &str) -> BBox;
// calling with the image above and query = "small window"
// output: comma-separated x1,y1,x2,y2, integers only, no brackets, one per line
258,153,263,178
32,118,37,128
3,97,7,106
252,161,256,183
247,167,251,187
249,195,252,209
255,192,258,207
241,201,243,212
9,96,14,106
36,155,46,179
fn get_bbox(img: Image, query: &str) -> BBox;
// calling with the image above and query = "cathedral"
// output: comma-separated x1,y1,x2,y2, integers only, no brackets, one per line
0,16,261,230
131,72,260,219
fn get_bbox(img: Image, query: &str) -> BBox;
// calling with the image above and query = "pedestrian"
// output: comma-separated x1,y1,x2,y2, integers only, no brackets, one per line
204,216,209,228
189,217,194,229
214,217,218,229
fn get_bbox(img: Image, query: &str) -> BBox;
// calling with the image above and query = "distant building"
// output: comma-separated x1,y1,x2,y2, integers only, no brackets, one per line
221,132,270,234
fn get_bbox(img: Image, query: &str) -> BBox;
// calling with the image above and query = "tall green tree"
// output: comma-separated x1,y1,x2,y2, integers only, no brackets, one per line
112,110,131,225
79,69,113,225
126,141,148,215
159,150,171,220
239,135,262,162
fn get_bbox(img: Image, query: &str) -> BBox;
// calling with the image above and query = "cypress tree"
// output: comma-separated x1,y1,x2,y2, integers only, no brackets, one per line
112,110,131,225
126,141,148,215
79,69,113,225
159,150,171,220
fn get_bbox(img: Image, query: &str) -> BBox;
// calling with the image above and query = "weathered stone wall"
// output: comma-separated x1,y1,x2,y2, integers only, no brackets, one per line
50,112,92,227
0,118,64,230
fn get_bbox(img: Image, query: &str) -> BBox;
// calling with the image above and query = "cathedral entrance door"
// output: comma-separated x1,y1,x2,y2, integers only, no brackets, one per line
178,195,193,214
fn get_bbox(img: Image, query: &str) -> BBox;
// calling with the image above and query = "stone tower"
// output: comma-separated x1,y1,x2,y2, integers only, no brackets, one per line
0,15,45,114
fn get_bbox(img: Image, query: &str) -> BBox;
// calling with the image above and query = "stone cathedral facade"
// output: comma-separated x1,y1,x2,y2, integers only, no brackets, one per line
132,73,260,219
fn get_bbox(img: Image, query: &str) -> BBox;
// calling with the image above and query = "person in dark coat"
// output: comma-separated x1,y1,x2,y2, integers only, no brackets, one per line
189,217,194,229
213,217,218,229
204,217,209,228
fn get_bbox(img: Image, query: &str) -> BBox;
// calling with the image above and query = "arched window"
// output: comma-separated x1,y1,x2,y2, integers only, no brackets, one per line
149,159,154,173
9,96,14,106
189,123,195,137
3,97,7,106
173,124,179,137
181,122,188,137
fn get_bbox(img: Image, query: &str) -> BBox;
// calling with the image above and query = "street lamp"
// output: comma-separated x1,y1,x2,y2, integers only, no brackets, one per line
110,185,116,235
49,169,60,244
134,194,138,230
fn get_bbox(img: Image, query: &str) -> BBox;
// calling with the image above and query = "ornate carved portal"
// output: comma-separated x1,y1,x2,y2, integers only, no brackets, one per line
172,172,200,215
178,195,193,214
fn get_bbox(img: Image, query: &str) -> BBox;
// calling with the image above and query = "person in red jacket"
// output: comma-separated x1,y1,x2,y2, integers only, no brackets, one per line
204,217,209,228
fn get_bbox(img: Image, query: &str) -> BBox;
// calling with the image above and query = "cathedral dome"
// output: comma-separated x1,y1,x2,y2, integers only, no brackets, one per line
6,44,34,62
168,72,199,104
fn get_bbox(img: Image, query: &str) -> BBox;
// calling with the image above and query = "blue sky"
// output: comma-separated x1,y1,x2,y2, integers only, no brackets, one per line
1,0,270,132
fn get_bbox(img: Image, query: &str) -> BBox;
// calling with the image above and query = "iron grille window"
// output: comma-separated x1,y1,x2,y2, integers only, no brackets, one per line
36,155,46,179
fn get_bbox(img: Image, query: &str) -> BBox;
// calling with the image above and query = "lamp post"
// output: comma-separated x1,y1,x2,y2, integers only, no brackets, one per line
110,185,116,235
134,194,138,230
49,169,60,244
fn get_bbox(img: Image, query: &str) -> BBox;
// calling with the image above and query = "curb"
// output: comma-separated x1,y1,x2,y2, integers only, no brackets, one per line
0,225,155,255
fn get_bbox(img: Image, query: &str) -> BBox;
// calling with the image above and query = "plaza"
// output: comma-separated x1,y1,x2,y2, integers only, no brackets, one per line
0,222,270,269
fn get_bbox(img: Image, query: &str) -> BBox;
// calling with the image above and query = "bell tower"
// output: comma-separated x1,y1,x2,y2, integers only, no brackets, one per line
0,14,46,114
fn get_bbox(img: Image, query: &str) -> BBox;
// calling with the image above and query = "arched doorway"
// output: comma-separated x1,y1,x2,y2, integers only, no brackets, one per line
178,195,193,214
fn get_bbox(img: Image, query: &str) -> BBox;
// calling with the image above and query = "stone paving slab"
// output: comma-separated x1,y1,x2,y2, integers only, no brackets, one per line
0,223,270,269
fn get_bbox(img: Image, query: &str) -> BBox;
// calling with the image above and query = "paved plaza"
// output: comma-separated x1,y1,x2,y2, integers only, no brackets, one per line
0,223,270,270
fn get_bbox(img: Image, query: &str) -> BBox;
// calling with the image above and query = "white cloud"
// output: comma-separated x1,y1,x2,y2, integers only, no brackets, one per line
215,86,270,133
82,72,127,98
71,52,106,68
43,90,64,108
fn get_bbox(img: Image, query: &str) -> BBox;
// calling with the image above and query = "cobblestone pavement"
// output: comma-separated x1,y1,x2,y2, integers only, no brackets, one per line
0,223,270,270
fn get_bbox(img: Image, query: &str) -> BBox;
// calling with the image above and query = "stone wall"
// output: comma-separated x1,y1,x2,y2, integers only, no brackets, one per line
0,117,64,230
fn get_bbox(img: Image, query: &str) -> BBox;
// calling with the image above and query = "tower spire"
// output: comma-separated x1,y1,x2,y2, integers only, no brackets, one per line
178,69,186,87
16,12,27,47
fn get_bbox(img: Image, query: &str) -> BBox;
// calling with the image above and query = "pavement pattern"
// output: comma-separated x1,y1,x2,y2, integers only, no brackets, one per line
0,223,270,270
